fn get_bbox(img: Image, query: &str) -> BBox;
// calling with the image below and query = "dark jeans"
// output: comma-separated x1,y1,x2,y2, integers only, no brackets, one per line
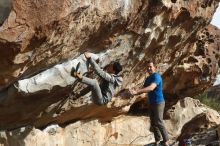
149,102,169,142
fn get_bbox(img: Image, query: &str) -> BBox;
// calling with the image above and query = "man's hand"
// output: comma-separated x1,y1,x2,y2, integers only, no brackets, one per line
76,73,83,80
129,88,138,95
71,72,83,80
84,52,92,59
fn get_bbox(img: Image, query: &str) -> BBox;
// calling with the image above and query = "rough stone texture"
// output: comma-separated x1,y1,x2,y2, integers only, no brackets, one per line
163,24,220,98
0,97,219,146
0,0,219,136
165,97,220,140
178,111,220,145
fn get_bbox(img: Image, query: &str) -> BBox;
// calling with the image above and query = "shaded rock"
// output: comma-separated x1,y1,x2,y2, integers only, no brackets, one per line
178,111,220,145
165,97,220,138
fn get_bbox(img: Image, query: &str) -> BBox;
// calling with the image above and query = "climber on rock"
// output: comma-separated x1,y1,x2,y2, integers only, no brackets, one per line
71,52,123,105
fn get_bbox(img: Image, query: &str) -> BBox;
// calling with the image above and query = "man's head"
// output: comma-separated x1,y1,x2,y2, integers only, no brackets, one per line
146,60,156,75
105,61,122,75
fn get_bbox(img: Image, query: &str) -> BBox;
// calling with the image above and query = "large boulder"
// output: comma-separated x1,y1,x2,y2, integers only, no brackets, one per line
0,97,219,146
0,0,219,131
178,111,220,145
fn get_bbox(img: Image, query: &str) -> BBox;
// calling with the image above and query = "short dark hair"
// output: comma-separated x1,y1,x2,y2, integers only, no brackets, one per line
146,59,154,64
113,62,122,74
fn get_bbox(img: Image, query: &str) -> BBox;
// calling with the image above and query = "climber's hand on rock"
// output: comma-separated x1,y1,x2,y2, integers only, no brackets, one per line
129,88,138,95
71,69,82,80
76,73,83,80
84,52,92,59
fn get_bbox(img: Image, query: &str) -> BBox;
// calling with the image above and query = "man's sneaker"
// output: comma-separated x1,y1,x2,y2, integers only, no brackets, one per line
162,140,174,146
155,141,161,146
71,62,81,77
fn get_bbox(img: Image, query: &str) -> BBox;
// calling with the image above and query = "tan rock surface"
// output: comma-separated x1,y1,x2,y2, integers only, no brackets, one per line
178,111,220,145
0,97,219,146
0,0,219,138
163,24,220,98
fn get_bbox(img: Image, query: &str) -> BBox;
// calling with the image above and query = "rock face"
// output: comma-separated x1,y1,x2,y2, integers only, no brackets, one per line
178,111,220,145
0,0,219,140
0,98,219,146
163,24,220,98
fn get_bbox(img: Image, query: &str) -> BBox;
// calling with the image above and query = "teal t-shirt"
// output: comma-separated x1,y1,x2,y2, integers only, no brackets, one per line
143,73,164,104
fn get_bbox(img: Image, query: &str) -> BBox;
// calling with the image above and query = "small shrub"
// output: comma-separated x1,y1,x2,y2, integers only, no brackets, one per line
194,93,220,112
